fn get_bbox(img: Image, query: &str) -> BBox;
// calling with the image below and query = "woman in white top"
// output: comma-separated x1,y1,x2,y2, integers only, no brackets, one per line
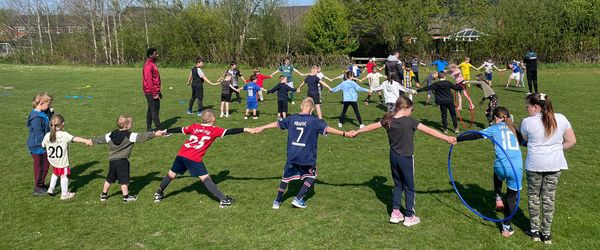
520,93,576,244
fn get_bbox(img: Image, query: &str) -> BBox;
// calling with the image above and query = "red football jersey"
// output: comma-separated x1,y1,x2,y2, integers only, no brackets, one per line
177,124,226,162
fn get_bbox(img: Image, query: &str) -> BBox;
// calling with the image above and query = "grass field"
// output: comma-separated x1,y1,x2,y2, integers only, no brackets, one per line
0,63,598,249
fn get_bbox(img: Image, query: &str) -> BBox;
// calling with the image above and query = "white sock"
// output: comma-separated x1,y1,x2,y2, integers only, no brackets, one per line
60,175,69,196
49,174,58,193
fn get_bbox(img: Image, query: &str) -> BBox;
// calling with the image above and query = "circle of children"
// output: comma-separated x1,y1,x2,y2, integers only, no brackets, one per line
26,49,575,243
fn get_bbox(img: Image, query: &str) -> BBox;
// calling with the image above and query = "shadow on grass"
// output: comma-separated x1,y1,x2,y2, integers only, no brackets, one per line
439,181,529,231
419,118,445,131
129,171,162,195
70,161,101,192
161,116,181,129
165,170,280,202
316,176,454,214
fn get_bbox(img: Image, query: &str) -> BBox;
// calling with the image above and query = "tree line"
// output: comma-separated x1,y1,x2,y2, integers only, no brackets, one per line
1,0,598,67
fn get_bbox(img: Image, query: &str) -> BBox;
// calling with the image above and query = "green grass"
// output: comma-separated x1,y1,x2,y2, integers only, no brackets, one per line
0,64,598,249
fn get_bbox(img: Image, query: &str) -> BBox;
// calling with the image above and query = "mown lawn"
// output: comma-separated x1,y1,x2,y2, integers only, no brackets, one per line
0,63,598,249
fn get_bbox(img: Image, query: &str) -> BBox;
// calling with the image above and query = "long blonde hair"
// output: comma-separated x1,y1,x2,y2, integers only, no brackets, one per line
32,92,53,108
49,114,65,142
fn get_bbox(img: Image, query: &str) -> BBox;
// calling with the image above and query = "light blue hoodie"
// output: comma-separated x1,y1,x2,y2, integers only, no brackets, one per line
331,80,369,102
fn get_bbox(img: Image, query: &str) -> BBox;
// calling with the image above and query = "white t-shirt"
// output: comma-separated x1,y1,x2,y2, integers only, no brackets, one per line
196,68,205,78
316,72,325,80
521,113,572,172
367,72,383,88
42,131,75,168
484,62,494,73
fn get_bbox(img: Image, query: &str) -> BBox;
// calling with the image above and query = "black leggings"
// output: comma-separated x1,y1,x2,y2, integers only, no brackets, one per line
526,70,538,93
339,102,363,124
494,173,518,226
145,94,161,130
188,84,204,111
439,103,457,130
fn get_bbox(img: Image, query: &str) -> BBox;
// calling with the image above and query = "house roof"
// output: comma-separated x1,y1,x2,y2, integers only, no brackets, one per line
452,28,483,41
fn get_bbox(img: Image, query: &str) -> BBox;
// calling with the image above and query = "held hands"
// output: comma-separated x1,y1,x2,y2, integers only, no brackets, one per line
345,130,359,138
155,130,168,137
84,139,93,146
445,136,457,145
245,127,263,134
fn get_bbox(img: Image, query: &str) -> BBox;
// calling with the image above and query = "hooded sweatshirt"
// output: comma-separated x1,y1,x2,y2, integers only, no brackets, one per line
92,130,155,160
26,109,52,154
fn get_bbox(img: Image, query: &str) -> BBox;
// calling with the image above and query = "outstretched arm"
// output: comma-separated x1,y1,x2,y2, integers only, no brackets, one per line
293,68,305,76
319,80,333,91
255,121,280,133
325,126,347,137
417,123,456,144
270,70,279,77
355,122,383,135
73,136,93,146
223,128,256,136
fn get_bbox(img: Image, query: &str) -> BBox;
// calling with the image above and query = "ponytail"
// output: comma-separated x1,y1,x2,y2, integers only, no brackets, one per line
49,114,65,142
526,93,557,137
492,107,517,136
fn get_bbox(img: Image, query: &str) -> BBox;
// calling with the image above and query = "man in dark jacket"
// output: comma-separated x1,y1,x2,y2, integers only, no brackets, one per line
523,48,538,94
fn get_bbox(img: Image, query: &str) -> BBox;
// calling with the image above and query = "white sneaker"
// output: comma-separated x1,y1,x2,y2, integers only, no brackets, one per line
225,114,230,118
60,192,76,200
359,124,365,129
291,101,295,105
244,116,248,120
403,215,421,227
220,113,224,118
389,211,405,224
338,123,343,128
272,200,281,209
253,116,258,120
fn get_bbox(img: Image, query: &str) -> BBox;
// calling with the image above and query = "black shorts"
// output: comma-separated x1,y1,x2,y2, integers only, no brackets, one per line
107,159,130,184
278,99,289,113
412,71,420,83
221,93,232,102
308,92,321,104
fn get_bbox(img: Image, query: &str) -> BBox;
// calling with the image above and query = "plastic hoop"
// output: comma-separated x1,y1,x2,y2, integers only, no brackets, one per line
453,91,475,128
447,130,520,222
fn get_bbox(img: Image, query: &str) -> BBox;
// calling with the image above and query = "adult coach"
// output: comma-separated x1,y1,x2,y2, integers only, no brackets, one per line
143,48,162,131
385,51,403,84
523,48,539,94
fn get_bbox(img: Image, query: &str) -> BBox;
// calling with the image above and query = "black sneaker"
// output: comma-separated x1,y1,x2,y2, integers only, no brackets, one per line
541,234,552,244
525,230,541,242
219,196,234,208
123,195,138,203
100,193,108,202
153,192,164,203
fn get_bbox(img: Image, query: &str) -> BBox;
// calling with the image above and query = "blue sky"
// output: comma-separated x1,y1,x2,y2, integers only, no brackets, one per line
286,0,314,6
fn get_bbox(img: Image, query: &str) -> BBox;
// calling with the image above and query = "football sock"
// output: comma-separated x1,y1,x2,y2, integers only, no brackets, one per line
60,175,69,196
275,181,288,202
49,174,58,192
157,175,172,193
296,178,315,200
202,177,225,200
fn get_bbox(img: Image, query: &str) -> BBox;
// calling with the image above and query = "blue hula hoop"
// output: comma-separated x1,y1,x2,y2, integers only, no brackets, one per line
447,130,521,223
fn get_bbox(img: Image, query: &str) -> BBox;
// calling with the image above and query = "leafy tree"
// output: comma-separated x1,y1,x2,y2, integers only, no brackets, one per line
303,0,358,55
